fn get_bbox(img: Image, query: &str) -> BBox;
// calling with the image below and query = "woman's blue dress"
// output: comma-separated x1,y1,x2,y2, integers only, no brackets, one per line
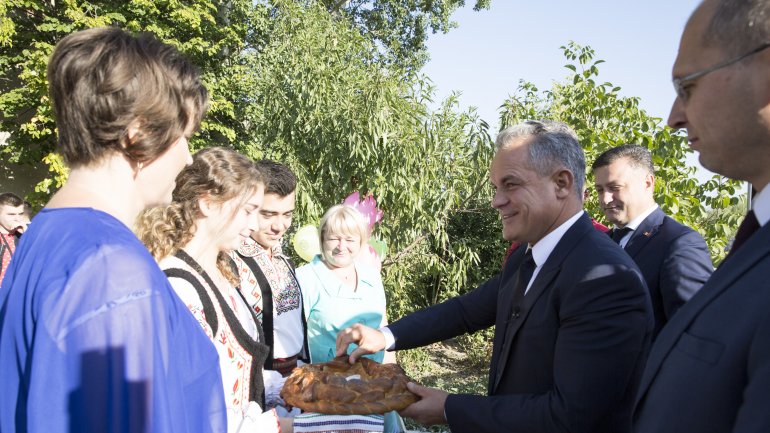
0,208,227,433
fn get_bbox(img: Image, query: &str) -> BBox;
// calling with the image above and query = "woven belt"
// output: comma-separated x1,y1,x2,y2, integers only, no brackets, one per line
272,355,299,377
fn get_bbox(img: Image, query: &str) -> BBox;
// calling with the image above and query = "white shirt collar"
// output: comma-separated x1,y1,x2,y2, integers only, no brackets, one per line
530,210,585,268
617,204,658,231
752,185,770,227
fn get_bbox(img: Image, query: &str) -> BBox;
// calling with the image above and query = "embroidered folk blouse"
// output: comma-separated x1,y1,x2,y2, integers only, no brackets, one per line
161,251,280,433
231,238,304,359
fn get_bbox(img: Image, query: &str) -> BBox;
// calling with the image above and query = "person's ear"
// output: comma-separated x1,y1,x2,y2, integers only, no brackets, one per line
552,169,575,198
124,120,146,178
645,173,656,191
198,196,214,217
125,119,143,148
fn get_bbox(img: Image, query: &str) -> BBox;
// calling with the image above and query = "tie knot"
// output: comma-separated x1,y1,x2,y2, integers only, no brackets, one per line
522,248,535,266
611,227,633,244
511,248,538,310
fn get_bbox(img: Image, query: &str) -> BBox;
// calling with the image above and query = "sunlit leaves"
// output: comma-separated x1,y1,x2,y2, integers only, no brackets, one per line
498,41,743,264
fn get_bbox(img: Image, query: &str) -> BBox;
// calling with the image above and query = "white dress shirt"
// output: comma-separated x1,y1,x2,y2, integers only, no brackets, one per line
525,210,585,294
614,205,659,248
753,185,770,227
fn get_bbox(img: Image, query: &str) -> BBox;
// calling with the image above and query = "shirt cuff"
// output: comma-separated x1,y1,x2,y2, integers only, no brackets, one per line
379,326,396,351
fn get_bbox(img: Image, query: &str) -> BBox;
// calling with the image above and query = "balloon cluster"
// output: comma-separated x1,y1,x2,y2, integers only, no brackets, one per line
292,225,321,263
292,192,388,267
342,192,383,233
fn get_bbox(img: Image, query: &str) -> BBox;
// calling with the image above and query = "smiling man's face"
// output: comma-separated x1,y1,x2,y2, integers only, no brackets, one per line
251,192,295,249
594,157,655,228
490,137,563,245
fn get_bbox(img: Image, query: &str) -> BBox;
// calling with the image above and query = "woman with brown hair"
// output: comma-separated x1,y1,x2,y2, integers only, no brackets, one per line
138,147,291,433
0,27,225,433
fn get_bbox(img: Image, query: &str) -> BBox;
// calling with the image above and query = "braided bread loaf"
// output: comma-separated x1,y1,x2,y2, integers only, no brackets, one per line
280,356,419,415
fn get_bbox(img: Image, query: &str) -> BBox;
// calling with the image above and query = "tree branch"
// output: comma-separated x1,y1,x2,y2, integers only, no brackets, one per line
382,233,427,267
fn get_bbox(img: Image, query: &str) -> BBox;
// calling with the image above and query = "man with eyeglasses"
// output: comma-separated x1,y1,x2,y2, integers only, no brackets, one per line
632,1,770,432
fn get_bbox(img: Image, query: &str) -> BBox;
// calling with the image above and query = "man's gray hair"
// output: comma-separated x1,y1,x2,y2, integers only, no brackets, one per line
705,0,770,55
495,120,585,196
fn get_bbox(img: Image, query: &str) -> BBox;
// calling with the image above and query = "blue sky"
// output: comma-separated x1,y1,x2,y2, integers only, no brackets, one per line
423,0,702,130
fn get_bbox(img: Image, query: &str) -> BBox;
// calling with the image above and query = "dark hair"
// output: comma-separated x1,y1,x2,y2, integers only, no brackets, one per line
591,144,654,175
254,159,297,197
47,27,208,168
495,120,586,196
705,0,770,55
0,193,24,208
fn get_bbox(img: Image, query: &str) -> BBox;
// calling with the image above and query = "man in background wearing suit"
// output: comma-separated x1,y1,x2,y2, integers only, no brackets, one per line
592,144,712,338
338,120,652,433
633,1,770,432
0,192,26,285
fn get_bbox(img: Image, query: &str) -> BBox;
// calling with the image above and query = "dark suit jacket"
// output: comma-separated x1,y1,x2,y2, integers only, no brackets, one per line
633,222,770,433
619,208,712,337
389,214,652,433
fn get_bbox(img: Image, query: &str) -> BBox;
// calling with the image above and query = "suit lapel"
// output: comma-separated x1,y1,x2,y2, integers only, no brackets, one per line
635,222,770,406
624,208,664,257
491,214,592,393
492,266,560,392
489,246,525,392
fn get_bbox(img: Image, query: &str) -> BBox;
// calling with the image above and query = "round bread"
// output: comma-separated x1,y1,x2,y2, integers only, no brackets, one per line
280,356,419,415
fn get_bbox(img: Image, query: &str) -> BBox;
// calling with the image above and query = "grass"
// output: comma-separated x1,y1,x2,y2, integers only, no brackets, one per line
396,335,492,432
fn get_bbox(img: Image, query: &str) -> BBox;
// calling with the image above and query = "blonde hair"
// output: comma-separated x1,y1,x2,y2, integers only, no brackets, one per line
319,205,369,262
137,147,262,285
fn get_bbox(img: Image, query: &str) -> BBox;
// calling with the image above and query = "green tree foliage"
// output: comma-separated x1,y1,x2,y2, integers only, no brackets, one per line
499,42,743,265
319,0,491,69
1,3,742,338
0,0,503,322
0,0,263,204
243,1,500,320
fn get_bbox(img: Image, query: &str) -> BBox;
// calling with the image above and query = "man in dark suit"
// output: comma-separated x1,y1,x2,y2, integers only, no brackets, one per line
633,1,770,432
0,192,26,285
337,120,652,433
592,144,712,338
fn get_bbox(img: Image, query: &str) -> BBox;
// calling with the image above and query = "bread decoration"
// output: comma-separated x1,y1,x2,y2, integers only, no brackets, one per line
281,356,419,414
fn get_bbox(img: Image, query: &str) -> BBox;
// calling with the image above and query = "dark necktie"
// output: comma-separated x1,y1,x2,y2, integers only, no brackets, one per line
510,248,536,320
728,210,760,256
611,227,633,244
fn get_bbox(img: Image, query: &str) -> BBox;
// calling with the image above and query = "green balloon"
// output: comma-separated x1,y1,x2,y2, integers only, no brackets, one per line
368,237,388,260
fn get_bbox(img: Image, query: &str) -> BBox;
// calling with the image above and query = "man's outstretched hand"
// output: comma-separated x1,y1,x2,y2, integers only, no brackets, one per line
335,324,386,363
399,382,449,426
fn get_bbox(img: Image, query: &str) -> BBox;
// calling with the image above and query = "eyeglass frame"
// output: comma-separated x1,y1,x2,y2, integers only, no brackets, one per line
672,41,770,101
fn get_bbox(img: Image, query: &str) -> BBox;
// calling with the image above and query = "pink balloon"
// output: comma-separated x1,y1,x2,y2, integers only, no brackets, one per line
343,192,383,232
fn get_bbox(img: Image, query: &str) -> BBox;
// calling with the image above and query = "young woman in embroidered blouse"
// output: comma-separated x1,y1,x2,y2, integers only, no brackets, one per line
137,147,291,433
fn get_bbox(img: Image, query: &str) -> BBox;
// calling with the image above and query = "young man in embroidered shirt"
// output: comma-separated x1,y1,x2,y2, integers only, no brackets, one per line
230,160,307,413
